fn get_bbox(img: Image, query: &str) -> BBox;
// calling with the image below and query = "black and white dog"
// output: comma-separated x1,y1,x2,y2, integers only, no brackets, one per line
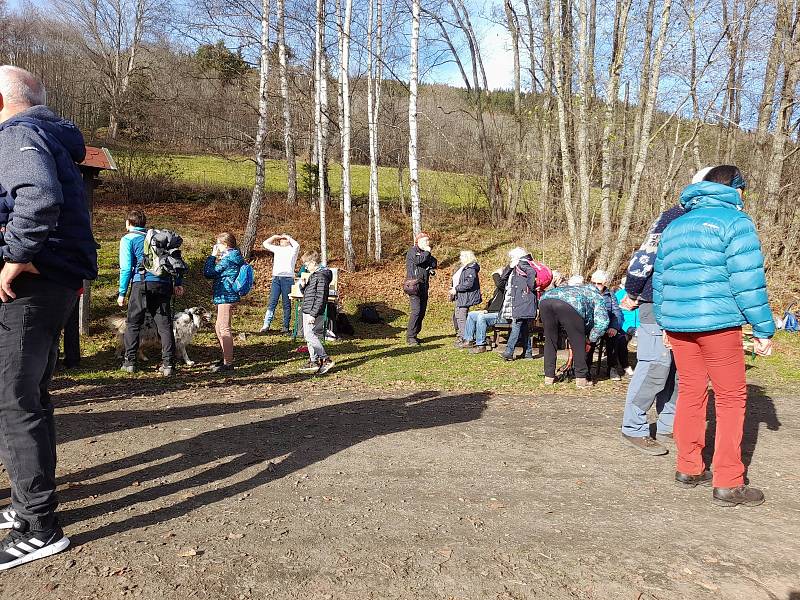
110,306,212,366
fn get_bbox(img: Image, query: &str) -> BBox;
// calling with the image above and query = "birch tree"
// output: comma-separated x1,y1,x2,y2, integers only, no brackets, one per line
575,0,594,269
367,0,384,260
504,0,524,220
315,0,329,263
277,0,298,204
408,0,422,238
242,0,271,259
338,0,355,270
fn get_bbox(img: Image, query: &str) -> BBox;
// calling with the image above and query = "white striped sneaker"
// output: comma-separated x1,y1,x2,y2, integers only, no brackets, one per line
0,510,16,530
0,522,70,570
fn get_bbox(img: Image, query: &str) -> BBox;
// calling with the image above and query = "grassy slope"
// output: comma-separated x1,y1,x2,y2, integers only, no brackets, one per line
71,194,800,397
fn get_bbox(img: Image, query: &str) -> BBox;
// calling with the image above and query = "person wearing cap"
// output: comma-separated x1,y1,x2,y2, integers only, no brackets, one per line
405,232,438,345
654,165,775,507
498,247,538,360
590,269,633,381
618,187,688,456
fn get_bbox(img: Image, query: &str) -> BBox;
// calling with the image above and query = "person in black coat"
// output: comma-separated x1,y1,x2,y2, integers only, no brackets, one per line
450,250,481,345
299,251,335,375
405,232,438,346
499,247,538,360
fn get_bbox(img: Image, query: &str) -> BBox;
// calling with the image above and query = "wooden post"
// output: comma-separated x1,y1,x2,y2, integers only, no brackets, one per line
79,170,96,336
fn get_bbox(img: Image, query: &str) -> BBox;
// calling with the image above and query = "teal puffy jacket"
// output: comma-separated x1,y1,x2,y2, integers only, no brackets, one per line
653,182,775,339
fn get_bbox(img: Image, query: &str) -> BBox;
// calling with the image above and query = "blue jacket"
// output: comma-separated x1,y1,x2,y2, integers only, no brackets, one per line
654,182,775,339
454,262,481,308
0,106,98,289
615,288,640,332
504,257,538,319
118,228,180,295
204,249,245,304
624,204,686,303
541,285,610,343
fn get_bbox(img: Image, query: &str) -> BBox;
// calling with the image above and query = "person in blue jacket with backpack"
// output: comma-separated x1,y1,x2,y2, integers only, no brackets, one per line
204,232,246,373
654,165,775,507
118,209,184,376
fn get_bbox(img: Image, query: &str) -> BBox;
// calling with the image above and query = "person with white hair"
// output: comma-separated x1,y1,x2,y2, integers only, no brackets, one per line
498,247,539,360
567,274,585,286
0,65,97,568
590,269,633,381
450,250,481,345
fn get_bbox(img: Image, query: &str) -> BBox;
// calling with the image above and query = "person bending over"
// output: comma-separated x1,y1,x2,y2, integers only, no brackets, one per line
654,165,775,507
260,233,300,334
539,283,609,388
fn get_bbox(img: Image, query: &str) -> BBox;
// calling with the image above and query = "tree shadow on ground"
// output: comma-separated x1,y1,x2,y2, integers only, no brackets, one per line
57,390,490,545
701,383,780,473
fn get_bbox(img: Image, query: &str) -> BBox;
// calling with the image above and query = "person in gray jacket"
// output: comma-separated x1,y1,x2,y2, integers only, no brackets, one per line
299,251,334,375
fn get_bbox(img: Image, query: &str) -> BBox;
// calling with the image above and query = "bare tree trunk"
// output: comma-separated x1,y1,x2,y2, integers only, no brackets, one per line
547,0,580,274
630,0,656,172
408,0,421,237
315,0,329,263
277,0,297,204
575,0,595,270
598,0,632,270
242,0,272,260
607,0,673,277
372,0,383,260
339,0,355,270
686,0,702,170
504,0,523,220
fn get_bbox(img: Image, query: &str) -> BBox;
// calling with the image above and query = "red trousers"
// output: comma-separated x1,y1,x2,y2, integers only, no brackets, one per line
668,328,747,488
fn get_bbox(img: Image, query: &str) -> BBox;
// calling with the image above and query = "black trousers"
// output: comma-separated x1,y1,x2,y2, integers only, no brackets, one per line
540,298,589,379
406,288,429,341
0,275,75,530
123,281,175,365
62,298,81,367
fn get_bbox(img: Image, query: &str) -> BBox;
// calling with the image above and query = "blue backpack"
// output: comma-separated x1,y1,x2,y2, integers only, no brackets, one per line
233,263,255,296
785,311,799,333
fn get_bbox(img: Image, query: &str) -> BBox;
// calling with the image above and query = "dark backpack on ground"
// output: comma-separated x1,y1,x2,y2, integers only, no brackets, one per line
139,229,189,279
360,305,383,324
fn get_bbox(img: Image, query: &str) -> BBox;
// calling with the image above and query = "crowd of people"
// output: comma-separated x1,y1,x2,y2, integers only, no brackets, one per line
0,65,779,572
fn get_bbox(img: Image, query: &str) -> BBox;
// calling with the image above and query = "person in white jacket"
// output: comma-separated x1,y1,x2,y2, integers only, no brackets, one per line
260,233,300,333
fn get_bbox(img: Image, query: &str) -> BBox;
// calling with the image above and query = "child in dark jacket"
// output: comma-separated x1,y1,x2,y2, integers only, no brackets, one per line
298,251,334,375
203,232,245,372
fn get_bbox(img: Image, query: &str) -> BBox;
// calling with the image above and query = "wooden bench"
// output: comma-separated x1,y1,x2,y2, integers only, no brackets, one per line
491,319,546,356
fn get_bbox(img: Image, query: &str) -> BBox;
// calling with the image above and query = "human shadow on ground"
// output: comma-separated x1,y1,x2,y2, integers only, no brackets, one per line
58,390,490,545
701,383,780,471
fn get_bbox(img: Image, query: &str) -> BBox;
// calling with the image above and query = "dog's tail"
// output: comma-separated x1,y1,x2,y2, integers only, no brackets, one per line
107,316,127,334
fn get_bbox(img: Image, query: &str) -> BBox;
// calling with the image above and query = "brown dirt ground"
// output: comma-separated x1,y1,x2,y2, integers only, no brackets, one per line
1,374,798,600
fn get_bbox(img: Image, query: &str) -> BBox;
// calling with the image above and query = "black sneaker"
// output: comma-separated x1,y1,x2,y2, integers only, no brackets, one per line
0,509,16,530
210,362,234,373
0,521,70,570
317,358,335,375
120,360,136,374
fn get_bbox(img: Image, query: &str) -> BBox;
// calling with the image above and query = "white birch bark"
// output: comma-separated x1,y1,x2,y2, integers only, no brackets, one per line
371,0,383,259
315,0,329,263
340,0,355,270
408,0,422,238
575,0,593,270
277,0,296,204
242,0,272,259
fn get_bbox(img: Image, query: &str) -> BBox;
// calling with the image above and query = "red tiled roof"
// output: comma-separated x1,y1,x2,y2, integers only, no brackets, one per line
80,146,117,171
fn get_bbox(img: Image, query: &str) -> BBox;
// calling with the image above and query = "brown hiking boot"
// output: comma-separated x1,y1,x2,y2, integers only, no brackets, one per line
470,345,488,354
675,471,712,488
713,485,765,507
656,432,674,444
621,433,668,456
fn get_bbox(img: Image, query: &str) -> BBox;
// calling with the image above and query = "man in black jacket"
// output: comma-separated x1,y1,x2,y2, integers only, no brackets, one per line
299,251,334,375
0,66,97,568
460,265,510,353
405,232,437,346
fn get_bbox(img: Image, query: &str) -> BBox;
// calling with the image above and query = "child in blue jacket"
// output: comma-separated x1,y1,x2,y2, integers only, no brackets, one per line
204,232,245,372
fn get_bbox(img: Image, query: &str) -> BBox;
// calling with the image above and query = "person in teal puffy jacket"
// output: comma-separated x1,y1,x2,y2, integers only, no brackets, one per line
204,232,245,372
654,165,775,508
